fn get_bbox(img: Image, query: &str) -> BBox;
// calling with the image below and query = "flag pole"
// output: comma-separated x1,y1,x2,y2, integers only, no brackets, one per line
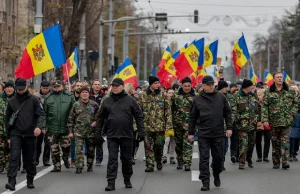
65,64,71,92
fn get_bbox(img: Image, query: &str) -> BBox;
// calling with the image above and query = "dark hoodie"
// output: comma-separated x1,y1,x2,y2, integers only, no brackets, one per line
188,90,233,138
96,90,144,139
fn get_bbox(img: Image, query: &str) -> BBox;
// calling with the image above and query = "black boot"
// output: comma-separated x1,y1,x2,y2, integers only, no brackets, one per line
124,179,132,188
145,167,154,172
213,173,221,187
157,162,163,171
76,168,82,174
87,164,93,172
248,160,254,168
177,164,183,170
62,156,70,169
282,163,290,170
27,176,35,189
201,182,210,191
5,177,16,191
105,180,115,191
184,164,191,171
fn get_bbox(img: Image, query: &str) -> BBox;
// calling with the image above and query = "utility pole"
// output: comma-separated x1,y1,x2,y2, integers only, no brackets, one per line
292,45,296,80
137,34,141,80
267,43,270,72
99,17,103,82
108,0,113,77
144,38,147,81
34,0,43,90
79,13,87,80
278,33,282,72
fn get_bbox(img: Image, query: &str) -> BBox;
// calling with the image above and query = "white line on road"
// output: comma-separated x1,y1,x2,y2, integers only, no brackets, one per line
194,141,198,146
192,152,199,159
1,165,54,194
191,171,201,181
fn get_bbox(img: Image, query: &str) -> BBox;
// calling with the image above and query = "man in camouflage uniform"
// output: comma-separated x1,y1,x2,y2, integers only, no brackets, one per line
261,72,298,169
0,81,15,173
68,87,99,174
139,76,173,172
231,79,260,169
171,77,196,171
44,80,75,172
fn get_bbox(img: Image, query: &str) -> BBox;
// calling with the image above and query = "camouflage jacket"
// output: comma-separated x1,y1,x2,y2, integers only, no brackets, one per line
261,83,298,128
0,92,14,136
139,88,173,132
171,88,197,130
231,89,260,131
67,100,99,138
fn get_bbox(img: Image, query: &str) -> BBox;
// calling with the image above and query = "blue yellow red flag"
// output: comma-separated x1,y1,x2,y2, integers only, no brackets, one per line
283,70,291,84
15,24,66,79
63,47,79,82
113,57,138,87
264,70,274,87
232,34,250,75
204,40,218,68
249,66,260,84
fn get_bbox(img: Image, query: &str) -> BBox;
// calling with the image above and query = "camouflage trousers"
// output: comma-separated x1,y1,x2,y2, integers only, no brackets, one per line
271,127,290,165
174,128,193,165
238,130,255,166
144,132,165,168
75,136,95,169
0,135,9,169
48,133,71,170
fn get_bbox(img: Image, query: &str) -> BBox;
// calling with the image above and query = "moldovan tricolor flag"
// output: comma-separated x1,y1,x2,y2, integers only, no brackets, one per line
203,40,218,68
264,70,274,87
63,47,79,82
283,70,291,85
249,66,260,84
158,46,172,69
174,38,204,79
15,24,66,79
113,57,138,87
232,34,250,75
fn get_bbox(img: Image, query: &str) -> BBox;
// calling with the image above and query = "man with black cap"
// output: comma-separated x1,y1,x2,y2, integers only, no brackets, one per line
231,79,261,170
34,80,51,166
5,78,43,190
96,78,144,191
44,80,75,172
0,80,15,173
188,75,232,191
171,77,197,171
139,76,173,173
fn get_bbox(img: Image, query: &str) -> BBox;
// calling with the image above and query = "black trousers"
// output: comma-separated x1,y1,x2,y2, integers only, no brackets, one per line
132,131,140,158
107,138,133,181
8,135,37,178
198,137,223,184
35,133,51,164
230,123,239,158
96,142,104,163
256,130,271,159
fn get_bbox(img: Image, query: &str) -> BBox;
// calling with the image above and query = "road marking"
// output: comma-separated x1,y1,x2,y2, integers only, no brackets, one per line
1,165,54,194
192,152,199,159
191,170,201,181
194,141,198,146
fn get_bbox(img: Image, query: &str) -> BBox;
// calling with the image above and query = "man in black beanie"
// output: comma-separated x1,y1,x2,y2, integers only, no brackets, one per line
231,79,261,170
139,76,173,172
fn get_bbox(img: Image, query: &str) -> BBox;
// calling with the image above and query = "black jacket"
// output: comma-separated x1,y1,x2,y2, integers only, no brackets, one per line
188,90,233,138
96,90,144,139
6,91,43,138
89,90,105,105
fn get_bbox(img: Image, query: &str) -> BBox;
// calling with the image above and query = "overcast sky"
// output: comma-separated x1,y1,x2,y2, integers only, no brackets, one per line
134,0,298,66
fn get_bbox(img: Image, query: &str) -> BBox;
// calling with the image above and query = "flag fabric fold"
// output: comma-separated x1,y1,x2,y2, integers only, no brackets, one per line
283,70,291,84
204,40,218,68
63,47,79,82
158,46,171,69
191,68,207,87
264,70,274,87
250,66,260,84
174,38,205,79
232,34,250,75
15,24,66,79
113,57,138,87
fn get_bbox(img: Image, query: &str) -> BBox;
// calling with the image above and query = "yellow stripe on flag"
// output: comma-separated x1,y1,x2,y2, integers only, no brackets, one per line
204,45,213,68
118,65,136,80
233,43,248,68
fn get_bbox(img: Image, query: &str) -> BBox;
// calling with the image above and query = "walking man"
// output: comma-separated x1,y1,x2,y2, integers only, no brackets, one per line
5,78,43,190
188,75,232,191
261,72,298,169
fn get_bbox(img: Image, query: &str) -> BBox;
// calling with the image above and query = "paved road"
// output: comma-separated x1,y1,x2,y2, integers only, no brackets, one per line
1,141,300,194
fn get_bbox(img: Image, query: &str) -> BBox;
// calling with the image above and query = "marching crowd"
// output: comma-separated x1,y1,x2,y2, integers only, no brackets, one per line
0,71,299,192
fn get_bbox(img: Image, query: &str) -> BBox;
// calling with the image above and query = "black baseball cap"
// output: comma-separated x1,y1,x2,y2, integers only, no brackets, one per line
41,80,50,87
202,76,215,84
111,78,124,86
15,78,27,90
52,80,62,87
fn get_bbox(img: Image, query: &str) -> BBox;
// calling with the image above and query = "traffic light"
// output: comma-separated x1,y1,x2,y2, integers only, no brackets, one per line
194,10,198,23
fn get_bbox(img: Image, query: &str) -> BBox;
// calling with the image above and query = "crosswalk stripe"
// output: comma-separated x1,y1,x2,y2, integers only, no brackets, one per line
191,170,201,181
192,152,199,159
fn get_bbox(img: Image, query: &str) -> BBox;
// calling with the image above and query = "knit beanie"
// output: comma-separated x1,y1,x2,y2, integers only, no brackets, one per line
149,76,159,86
242,79,253,89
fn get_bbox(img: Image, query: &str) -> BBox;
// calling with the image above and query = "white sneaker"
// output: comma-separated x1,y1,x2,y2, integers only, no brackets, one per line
143,157,146,161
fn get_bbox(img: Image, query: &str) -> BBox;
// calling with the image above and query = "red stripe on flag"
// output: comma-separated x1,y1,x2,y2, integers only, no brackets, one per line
124,76,138,88
174,54,194,79
232,50,241,75
14,49,35,79
158,59,167,69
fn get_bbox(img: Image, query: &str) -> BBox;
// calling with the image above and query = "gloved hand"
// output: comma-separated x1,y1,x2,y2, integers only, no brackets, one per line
165,129,174,138
137,131,145,142
95,134,105,147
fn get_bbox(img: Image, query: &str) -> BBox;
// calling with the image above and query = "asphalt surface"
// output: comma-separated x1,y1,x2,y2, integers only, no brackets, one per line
1,141,300,194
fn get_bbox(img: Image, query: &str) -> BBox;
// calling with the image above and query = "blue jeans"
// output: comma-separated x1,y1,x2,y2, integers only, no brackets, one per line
96,142,104,163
